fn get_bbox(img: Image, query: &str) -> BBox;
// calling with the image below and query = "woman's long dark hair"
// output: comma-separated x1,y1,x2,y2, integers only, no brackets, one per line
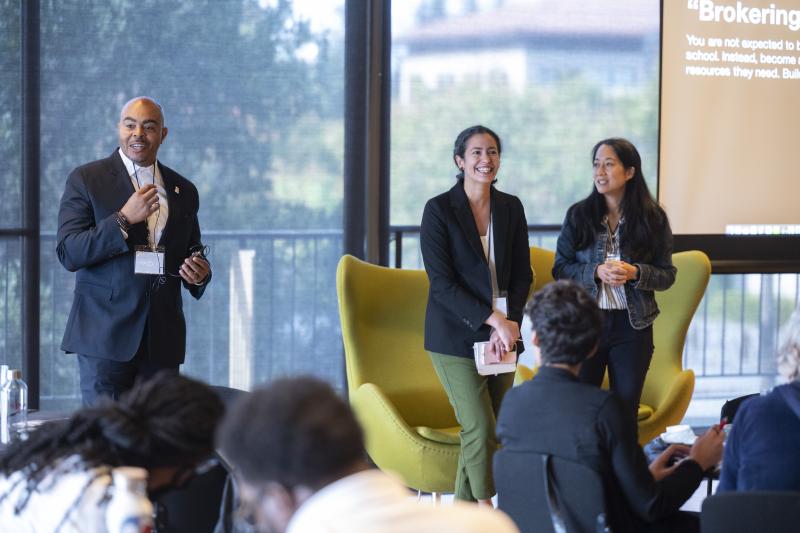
0,372,224,510
570,138,670,262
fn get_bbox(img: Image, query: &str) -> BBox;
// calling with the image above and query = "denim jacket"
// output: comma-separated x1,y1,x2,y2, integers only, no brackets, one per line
552,206,677,329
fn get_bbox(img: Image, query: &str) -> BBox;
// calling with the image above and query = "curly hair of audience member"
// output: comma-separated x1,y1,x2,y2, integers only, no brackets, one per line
524,280,603,366
0,372,223,511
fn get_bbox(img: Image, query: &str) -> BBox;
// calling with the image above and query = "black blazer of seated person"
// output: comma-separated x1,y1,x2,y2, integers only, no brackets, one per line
421,177,532,358
496,281,724,533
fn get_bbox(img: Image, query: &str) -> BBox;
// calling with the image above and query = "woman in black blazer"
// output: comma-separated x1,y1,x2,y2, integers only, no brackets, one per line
420,125,532,504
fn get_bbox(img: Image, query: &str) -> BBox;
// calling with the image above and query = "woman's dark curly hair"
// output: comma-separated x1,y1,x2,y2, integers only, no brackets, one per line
525,280,603,366
0,372,223,510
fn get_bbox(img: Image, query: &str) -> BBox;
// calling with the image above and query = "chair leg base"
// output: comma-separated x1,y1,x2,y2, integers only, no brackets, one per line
415,491,442,506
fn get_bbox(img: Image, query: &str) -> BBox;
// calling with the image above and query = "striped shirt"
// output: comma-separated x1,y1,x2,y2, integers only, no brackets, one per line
597,216,628,310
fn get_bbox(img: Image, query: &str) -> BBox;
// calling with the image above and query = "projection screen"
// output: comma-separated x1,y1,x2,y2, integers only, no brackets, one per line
660,0,800,237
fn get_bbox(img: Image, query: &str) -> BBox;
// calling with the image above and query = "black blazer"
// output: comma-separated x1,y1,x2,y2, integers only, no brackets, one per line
497,366,704,532
57,150,210,365
420,181,532,358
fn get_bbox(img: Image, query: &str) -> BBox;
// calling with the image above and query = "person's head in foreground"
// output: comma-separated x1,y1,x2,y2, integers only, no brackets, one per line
525,279,603,369
218,377,519,533
218,376,367,532
778,307,800,382
716,306,800,494
0,372,224,501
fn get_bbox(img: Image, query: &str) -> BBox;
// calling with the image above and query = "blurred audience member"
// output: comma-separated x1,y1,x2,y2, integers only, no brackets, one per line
0,372,224,531
217,376,518,533
719,308,800,492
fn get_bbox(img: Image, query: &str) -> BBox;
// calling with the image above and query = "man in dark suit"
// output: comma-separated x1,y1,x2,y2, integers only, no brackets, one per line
496,281,724,532
57,96,211,405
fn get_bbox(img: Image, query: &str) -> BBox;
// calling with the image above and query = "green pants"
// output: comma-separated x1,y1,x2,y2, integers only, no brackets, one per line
429,351,515,501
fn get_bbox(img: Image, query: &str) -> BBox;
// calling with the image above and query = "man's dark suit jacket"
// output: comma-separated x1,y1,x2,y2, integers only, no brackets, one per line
57,150,210,365
420,182,532,358
496,366,704,532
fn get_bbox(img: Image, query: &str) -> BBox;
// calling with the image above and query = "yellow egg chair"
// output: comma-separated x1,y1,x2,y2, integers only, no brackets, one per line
529,246,556,294
517,249,710,445
336,254,460,493
639,250,710,444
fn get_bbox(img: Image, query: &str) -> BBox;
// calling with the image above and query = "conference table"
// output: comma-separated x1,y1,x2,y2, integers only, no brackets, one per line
0,409,71,447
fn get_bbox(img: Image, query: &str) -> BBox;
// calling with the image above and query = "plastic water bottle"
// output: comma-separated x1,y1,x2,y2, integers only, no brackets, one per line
105,467,154,533
1,369,28,445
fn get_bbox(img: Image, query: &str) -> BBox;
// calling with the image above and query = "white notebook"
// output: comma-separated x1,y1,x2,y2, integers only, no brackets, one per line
473,341,517,376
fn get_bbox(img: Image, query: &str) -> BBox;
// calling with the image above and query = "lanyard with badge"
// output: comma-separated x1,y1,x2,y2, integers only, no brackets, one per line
473,213,517,375
132,161,166,276
486,214,509,316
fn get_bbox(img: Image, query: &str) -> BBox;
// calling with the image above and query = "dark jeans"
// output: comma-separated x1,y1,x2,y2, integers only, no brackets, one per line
579,309,653,426
77,322,179,406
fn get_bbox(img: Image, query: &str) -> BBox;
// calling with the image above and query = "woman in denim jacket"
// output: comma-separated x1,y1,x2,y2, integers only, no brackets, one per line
421,125,532,505
553,138,676,425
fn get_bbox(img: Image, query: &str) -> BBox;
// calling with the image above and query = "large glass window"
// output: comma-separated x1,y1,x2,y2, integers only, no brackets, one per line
5,0,798,425
389,0,797,426
32,0,344,408
0,0,22,372
391,0,660,227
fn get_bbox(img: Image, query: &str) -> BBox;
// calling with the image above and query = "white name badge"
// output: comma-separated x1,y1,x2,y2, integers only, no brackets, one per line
134,246,165,275
493,296,508,317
